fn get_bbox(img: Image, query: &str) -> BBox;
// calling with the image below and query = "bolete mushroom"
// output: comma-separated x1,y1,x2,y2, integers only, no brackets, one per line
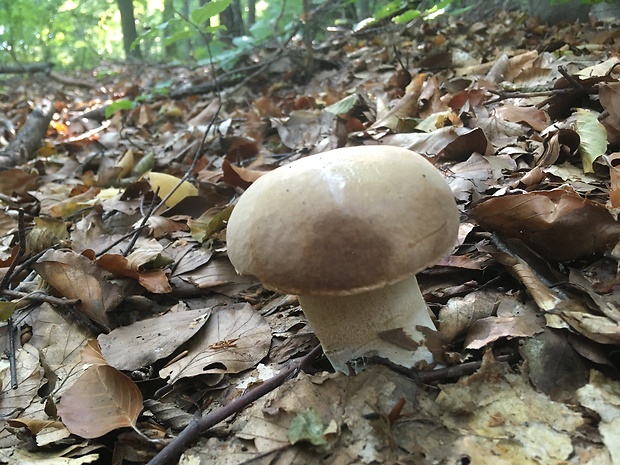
226,146,459,373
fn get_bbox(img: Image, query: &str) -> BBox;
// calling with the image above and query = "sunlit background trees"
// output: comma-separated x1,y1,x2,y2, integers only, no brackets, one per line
0,0,615,69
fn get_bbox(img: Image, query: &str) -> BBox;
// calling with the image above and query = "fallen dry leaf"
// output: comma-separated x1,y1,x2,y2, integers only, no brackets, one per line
57,341,143,439
577,370,620,464
159,303,271,384
96,252,172,294
33,250,125,329
98,307,211,371
464,315,542,350
471,188,620,261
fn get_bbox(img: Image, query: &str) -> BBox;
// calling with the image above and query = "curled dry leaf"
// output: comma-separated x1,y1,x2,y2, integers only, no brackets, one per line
159,303,271,384
33,249,125,329
57,341,143,439
471,188,620,261
221,160,267,190
440,127,491,161
575,108,608,173
7,418,66,436
96,252,172,294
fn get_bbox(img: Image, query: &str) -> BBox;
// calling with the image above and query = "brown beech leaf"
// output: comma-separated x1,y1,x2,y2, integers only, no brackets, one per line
222,136,260,164
439,127,491,161
0,168,39,195
221,160,267,190
33,249,125,329
495,104,548,132
470,188,620,261
57,341,143,439
464,316,543,350
97,253,172,294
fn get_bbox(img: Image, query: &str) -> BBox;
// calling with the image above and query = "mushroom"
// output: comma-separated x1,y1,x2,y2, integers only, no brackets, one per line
226,146,459,373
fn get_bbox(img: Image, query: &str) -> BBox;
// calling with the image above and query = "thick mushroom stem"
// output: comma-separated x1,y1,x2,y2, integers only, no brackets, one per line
298,275,435,373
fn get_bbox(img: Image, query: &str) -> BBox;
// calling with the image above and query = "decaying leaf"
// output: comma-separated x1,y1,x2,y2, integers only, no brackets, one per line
188,204,234,242
182,255,257,292
577,371,620,465
98,308,210,371
0,445,99,464
437,354,585,464
27,303,93,400
288,408,329,446
159,303,270,384
520,329,589,402
0,344,43,420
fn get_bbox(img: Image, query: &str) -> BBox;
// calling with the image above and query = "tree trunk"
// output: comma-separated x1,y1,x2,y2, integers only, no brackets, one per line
358,0,370,19
219,0,245,41
117,0,143,60
247,0,256,26
163,0,177,57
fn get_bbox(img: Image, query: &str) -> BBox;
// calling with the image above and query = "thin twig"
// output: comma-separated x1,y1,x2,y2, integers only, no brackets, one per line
122,190,159,256
147,344,323,465
0,289,79,307
7,318,18,389
557,65,586,91
364,352,519,384
5,249,49,289
0,210,26,292
1,210,27,390
96,224,149,257
417,353,518,384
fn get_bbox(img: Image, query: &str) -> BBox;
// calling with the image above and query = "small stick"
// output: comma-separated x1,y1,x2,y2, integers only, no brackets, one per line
0,210,26,292
6,318,18,389
557,65,586,91
122,189,159,256
0,289,79,307
417,353,517,384
147,344,323,465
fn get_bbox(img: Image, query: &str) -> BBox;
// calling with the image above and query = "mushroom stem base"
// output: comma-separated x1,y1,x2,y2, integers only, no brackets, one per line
298,275,435,374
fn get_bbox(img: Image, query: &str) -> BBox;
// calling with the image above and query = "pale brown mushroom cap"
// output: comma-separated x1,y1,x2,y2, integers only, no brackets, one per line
226,145,459,296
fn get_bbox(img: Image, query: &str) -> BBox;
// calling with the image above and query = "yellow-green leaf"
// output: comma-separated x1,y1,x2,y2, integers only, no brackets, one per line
0,301,18,321
147,172,198,207
576,108,608,173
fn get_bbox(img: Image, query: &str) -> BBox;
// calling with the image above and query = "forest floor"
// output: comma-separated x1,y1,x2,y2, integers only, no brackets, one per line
0,9,620,465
